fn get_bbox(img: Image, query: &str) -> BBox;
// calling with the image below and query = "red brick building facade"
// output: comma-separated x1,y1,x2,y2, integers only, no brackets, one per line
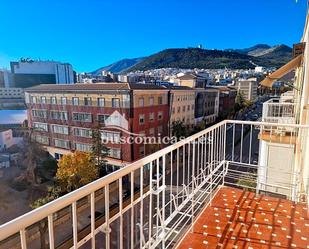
25,83,169,168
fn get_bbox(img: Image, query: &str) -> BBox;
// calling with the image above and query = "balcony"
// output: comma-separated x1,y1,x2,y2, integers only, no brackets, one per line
262,98,297,125
0,120,308,249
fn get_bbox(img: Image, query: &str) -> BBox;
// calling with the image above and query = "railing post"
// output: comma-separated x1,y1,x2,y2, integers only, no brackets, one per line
191,140,195,233
90,192,96,249
48,214,55,249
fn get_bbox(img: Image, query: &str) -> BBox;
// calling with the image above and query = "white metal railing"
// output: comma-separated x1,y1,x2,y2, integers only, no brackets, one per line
0,120,308,249
262,98,298,125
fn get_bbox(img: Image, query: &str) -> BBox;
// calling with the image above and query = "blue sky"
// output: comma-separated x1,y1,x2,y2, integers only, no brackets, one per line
0,0,307,72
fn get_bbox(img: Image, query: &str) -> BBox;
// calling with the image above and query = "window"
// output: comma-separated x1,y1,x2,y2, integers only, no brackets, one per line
109,148,121,159
84,97,92,106
72,97,79,106
33,122,48,132
177,107,181,113
61,97,67,105
73,128,92,138
31,96,37,104
75,143,92,152
54,139,70,149
72,112,92,122
51,97,57,105
97,98,105,107
51,125,69,135
139,98,144,107
149,112,154,122
32,109,47,118
139,114,145,124
139,146,145,157
101,131,120,143
50,111,68,120
40,96,46,104
112,98,120,108
158,96,163,105
98,114,109,123
35,135,49,145
158,112,163,120
149,97,154,106
187,105,190,111
182,106,186,112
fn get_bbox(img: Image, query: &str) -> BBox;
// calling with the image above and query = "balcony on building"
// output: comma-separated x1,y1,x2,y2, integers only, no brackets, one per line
0,119,308,249
259,97,299,144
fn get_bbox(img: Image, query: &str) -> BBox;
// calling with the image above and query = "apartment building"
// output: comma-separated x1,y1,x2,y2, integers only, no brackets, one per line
259,16,309,199
168,86,195,127
194,88,219,124
235,77,258,101
25,83,169,167
176,73,207,88
211,86,237,115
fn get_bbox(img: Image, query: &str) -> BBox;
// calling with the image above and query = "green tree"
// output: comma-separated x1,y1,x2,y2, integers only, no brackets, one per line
171,121,188,139
234,92,246,112
91,127,110,175
56,151,98,192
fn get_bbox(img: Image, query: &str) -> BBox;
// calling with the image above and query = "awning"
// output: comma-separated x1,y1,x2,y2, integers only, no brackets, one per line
260,54,303,87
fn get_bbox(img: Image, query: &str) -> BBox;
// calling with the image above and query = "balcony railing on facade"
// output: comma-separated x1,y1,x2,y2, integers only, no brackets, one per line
0,120,308,249
262,98,298,125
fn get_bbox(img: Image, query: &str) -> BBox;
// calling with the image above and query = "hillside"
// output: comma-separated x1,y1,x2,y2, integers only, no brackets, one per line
92,44,292,73
127,48,257,71
257,45,292,66
226,44,271,56
127,46,292,71
91,57,144,75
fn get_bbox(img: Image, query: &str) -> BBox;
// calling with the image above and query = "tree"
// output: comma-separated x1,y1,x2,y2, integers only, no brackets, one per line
91,127,110,175
14,128,50,201
17,130,49,185
171,121,188,139
30,186,61,249
234,92,246,112
56,151,99,192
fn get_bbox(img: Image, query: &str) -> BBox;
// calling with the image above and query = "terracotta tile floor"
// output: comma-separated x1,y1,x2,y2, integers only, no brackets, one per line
176,186,309,249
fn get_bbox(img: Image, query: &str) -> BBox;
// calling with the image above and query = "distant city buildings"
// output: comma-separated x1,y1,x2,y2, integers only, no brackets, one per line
235,78,258,101
10,60,75,88
194,88,220,124
175,73,207,88
0,70,14,88
169,86,196,127
212,86,237,115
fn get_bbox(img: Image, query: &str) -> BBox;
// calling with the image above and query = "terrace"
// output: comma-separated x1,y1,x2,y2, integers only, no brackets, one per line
0,120,308,249
262,98,298,125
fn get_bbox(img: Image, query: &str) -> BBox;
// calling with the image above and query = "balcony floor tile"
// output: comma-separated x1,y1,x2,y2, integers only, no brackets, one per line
176,186,309,249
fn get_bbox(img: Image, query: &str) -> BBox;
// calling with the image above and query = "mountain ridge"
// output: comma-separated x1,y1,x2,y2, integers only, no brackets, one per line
91,44,292,74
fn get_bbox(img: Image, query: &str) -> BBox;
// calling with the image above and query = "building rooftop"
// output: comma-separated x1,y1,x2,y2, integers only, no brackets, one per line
25,82,168,92
176,186,309,249
163,85,194,90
